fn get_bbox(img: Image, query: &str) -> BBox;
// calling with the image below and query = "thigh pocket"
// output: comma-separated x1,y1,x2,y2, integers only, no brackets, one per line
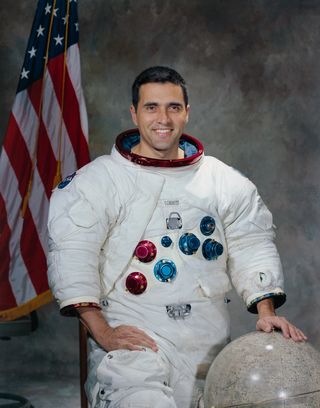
97,349,169,391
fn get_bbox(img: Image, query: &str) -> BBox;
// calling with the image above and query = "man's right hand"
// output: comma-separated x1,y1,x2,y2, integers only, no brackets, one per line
102,325,158,352
78,307,158,352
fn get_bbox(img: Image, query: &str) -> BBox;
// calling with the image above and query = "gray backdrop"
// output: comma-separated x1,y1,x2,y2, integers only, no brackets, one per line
0,0,319,380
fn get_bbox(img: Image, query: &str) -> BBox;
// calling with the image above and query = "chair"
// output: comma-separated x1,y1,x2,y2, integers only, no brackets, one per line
79,320,88,408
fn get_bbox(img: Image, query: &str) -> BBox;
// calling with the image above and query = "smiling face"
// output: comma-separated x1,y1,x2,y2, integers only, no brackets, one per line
130,82,190,160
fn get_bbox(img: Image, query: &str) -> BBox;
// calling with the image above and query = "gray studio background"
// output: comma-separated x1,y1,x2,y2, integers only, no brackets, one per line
1,0,319,385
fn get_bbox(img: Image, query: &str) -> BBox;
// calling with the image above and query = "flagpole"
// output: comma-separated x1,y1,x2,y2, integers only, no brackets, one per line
53,0,71,189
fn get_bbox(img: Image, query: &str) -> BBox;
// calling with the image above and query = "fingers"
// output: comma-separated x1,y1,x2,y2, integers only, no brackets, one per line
119,326,158,351
276,317,290,339
125,343,147,352
256,316,307,342
275,317,308,342
105,325,158,352
287,325,308,342
256,319,273,333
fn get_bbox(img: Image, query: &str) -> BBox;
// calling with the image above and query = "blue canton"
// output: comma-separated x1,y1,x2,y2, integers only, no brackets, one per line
17,0,79,93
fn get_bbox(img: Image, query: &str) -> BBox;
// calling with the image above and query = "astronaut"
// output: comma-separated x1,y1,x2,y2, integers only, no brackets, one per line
47,66,306,408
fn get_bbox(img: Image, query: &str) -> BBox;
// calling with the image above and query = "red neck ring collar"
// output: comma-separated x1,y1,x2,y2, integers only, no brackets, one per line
115,128,204,168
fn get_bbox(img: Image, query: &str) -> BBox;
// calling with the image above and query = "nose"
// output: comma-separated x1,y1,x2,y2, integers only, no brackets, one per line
157,107,170,124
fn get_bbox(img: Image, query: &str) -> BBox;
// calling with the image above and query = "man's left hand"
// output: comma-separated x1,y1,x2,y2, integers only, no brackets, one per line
256,298,307,342
256,315,307,342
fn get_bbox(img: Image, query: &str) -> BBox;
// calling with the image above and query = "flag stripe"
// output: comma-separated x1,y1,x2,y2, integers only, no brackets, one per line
67,44,88,141
3,112,49,250
26,166,50,254
9,92,54,252
2,116,48,296
0,150,37,304
0,149,23,228
3,113,33,198
27,79,59,198
47,54,90,168
0,194,17,309
11,92,39,168
10,99,53,255
41,67,78,177
20,207,48,293
27,77,43,115
9,219,37,303
36,118,58,197
63,68,90,167
7,113,51,260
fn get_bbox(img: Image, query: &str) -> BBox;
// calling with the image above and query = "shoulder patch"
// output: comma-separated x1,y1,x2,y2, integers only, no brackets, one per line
58,172,76,189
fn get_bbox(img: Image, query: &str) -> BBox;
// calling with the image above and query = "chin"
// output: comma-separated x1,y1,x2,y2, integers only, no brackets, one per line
153,143,174,152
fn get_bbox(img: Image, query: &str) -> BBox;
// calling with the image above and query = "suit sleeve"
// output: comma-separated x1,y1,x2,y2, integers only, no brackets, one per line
218,167,286,313
47,164,117,316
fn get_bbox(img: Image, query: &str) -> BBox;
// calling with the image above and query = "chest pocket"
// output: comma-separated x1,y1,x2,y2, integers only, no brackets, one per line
68,199,98,228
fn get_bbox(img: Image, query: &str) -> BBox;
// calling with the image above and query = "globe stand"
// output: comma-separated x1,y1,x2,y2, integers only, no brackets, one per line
0,393,33,408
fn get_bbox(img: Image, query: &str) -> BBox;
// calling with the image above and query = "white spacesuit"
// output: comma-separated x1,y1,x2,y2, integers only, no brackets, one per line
48,129,286,408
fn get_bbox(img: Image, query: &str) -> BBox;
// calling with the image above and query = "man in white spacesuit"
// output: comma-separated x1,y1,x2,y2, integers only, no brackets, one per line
48,66,306,408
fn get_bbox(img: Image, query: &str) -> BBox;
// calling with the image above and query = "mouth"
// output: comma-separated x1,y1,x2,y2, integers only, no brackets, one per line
153,128,172,136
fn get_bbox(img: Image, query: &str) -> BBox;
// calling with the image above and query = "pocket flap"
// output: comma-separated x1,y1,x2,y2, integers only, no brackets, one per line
68,199,98,228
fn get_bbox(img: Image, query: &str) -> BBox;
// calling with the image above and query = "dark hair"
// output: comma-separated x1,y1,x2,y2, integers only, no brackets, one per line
132,66,188,110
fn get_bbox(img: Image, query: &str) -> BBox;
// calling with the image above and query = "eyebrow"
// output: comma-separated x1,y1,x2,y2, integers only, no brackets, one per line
143,102,158,107
142,102,184,107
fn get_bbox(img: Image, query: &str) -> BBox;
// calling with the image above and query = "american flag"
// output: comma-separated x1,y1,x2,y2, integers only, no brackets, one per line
0,0,90,320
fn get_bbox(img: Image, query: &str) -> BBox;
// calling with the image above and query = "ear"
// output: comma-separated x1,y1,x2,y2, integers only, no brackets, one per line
130,105,138,126
185,104,190,123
